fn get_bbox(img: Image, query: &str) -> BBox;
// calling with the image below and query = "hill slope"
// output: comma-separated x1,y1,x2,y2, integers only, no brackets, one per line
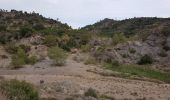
82,17,170,37
0,9,71,44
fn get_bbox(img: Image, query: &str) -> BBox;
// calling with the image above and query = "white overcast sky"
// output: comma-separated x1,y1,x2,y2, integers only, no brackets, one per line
0,0,170,28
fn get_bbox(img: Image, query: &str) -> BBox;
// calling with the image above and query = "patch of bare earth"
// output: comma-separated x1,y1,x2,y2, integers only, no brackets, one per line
0,54,170,99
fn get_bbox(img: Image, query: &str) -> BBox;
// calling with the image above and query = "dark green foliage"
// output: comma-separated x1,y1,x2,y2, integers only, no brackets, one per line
84,88,98,98
19,27,34,38
0,79,38,100
138,54,153,65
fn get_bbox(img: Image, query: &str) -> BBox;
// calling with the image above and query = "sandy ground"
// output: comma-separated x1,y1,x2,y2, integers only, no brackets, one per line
0,54,170,100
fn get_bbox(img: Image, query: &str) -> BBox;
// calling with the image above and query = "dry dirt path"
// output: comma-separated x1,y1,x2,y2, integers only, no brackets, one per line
0,54,170,100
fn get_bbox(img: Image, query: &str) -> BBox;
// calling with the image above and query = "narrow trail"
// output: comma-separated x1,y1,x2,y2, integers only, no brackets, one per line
0,54,170,99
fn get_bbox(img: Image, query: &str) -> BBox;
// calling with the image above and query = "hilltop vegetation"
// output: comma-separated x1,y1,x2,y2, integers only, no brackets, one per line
82,17,170,38
0,9,71,44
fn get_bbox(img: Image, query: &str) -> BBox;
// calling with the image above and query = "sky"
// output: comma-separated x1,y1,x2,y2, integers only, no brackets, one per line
0,0,170,28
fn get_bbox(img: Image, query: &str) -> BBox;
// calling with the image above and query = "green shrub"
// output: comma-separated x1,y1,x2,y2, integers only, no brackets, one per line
137,54,153,65
112,33,126,45
48,46,67,66
11,48,27,69
19,27,33,38
84,88,98,98
0,79,38,100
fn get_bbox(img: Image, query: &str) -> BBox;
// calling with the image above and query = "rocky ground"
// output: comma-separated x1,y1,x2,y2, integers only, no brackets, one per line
0,54,170,100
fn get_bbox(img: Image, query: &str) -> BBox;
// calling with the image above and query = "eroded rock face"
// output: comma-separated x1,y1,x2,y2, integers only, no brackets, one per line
91,29,170,65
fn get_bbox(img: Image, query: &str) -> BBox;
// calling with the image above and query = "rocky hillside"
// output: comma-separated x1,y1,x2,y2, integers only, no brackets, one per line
0,9,71,44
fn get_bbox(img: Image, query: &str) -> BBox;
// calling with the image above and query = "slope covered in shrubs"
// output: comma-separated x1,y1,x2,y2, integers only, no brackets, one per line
0,9,71,44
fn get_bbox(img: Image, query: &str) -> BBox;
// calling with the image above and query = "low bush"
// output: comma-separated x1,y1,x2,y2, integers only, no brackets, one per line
84,88,98,98
48,46,67,66
11,48,37,69
137,54,153,65
0,79,38,100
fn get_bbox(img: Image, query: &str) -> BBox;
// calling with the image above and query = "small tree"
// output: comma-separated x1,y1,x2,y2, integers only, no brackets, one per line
11,48,27,68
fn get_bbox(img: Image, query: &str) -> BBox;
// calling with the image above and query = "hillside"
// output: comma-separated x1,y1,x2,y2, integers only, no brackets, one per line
0,9,71,44
0,10,170,100
82,17,170,37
